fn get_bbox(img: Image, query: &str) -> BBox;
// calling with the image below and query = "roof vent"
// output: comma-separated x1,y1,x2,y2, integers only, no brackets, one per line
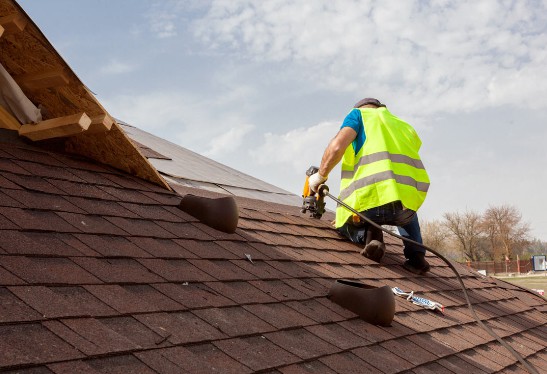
178,194,239,233
327,279,395,326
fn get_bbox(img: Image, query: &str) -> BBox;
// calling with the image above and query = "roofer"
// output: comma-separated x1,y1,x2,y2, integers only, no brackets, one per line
308,98,430,274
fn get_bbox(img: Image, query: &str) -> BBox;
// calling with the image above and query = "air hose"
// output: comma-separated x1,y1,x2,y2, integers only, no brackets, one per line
316,185,538,374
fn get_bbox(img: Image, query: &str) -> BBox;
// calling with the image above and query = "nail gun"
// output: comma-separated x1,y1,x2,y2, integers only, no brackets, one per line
301,166,326,219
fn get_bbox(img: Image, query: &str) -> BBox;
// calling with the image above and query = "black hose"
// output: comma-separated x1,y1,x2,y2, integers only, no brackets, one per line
322,188,538,374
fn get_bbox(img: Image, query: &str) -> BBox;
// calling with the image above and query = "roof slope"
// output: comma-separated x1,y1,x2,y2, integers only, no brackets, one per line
0,132,545,373
120,122,301,207
0,0,169,189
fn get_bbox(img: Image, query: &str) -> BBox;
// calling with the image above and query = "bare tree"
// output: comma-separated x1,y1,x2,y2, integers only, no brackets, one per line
475,235,494,261
419,218,462,260
481,212,499,260
443,210,483,261
482,205,531,260
524,238,547,259
420,218,450,250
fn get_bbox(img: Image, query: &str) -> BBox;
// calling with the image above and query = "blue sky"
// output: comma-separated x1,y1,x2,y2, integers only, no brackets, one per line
18,0,547,240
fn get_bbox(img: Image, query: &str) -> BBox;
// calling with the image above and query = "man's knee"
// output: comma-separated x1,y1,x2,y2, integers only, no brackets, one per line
338,224,366,244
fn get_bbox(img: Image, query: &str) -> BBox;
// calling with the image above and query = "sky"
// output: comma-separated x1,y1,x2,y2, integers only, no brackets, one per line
17,0,547,241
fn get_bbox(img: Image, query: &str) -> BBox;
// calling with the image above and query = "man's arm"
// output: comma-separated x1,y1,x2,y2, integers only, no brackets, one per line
318,126,357,177
309,126,357,191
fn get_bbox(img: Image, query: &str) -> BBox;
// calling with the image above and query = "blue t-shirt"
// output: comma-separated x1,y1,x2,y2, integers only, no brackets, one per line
340,108,366,154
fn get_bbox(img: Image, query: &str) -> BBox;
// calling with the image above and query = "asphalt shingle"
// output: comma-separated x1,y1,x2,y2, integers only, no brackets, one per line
0,137,545,374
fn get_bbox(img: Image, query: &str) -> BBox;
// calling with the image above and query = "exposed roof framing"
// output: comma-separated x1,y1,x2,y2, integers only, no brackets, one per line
0,12,26,34
19,112,91,141
14,68,69,91
0,0,170,190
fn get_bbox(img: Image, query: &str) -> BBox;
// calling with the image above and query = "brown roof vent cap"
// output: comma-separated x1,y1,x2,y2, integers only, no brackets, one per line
328,279,395,326
178,194,239,233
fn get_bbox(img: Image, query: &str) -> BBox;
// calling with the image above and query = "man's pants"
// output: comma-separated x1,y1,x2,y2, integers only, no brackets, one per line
337,201,425,258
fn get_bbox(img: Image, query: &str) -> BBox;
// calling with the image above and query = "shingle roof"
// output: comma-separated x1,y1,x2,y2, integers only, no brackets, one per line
120,121,301,207
0,131,545,373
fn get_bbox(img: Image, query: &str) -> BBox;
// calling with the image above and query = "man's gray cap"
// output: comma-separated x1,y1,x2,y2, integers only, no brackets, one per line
354,98,386,108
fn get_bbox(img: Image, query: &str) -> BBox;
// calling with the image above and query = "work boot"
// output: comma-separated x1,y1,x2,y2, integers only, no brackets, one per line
403,252,430,275
360,240,385,263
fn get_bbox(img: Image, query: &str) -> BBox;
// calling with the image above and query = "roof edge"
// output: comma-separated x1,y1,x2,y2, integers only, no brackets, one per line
0,0,171,190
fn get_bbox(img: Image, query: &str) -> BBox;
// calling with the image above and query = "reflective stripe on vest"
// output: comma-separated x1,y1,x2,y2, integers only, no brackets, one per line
339,169,430,201
340,151,425,180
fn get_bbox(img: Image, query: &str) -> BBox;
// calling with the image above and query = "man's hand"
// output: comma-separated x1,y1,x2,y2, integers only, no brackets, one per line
308,172,327,193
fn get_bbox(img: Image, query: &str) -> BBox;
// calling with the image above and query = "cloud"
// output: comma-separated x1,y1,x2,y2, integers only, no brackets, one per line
147,0,211,39
250,120,339,171
99,60,136,75
147,2,180,38
192,0,547,115
203,123,254,157
102,85,258,158
245,120,343,205
149,13,177,38
103,92,191,131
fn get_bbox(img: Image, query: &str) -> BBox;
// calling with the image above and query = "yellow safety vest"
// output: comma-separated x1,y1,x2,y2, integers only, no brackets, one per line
335,107,430,228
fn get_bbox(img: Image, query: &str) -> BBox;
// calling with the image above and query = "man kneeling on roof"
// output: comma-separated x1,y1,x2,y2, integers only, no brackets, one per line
308,98,431,275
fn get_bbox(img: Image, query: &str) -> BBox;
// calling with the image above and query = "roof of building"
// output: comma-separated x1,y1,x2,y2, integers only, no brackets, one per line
0,0,545,372
0,131,546,373
120,122,301,207
0,0,169,189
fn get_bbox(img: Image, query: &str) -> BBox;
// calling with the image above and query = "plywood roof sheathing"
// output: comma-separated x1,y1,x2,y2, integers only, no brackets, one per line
65,122,172,190
18,112,91,141
14,68,69,91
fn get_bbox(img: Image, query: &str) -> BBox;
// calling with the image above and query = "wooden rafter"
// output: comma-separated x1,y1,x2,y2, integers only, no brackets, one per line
14,68,69,91
0,13,26,34
86,113,114,134
19,112,91,141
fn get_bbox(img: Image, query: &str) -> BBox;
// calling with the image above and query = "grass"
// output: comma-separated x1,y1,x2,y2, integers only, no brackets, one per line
496,274,547,292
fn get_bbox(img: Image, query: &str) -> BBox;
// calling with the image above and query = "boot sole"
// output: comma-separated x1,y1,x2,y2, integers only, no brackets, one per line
360,240,385,263
402,261,430,275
